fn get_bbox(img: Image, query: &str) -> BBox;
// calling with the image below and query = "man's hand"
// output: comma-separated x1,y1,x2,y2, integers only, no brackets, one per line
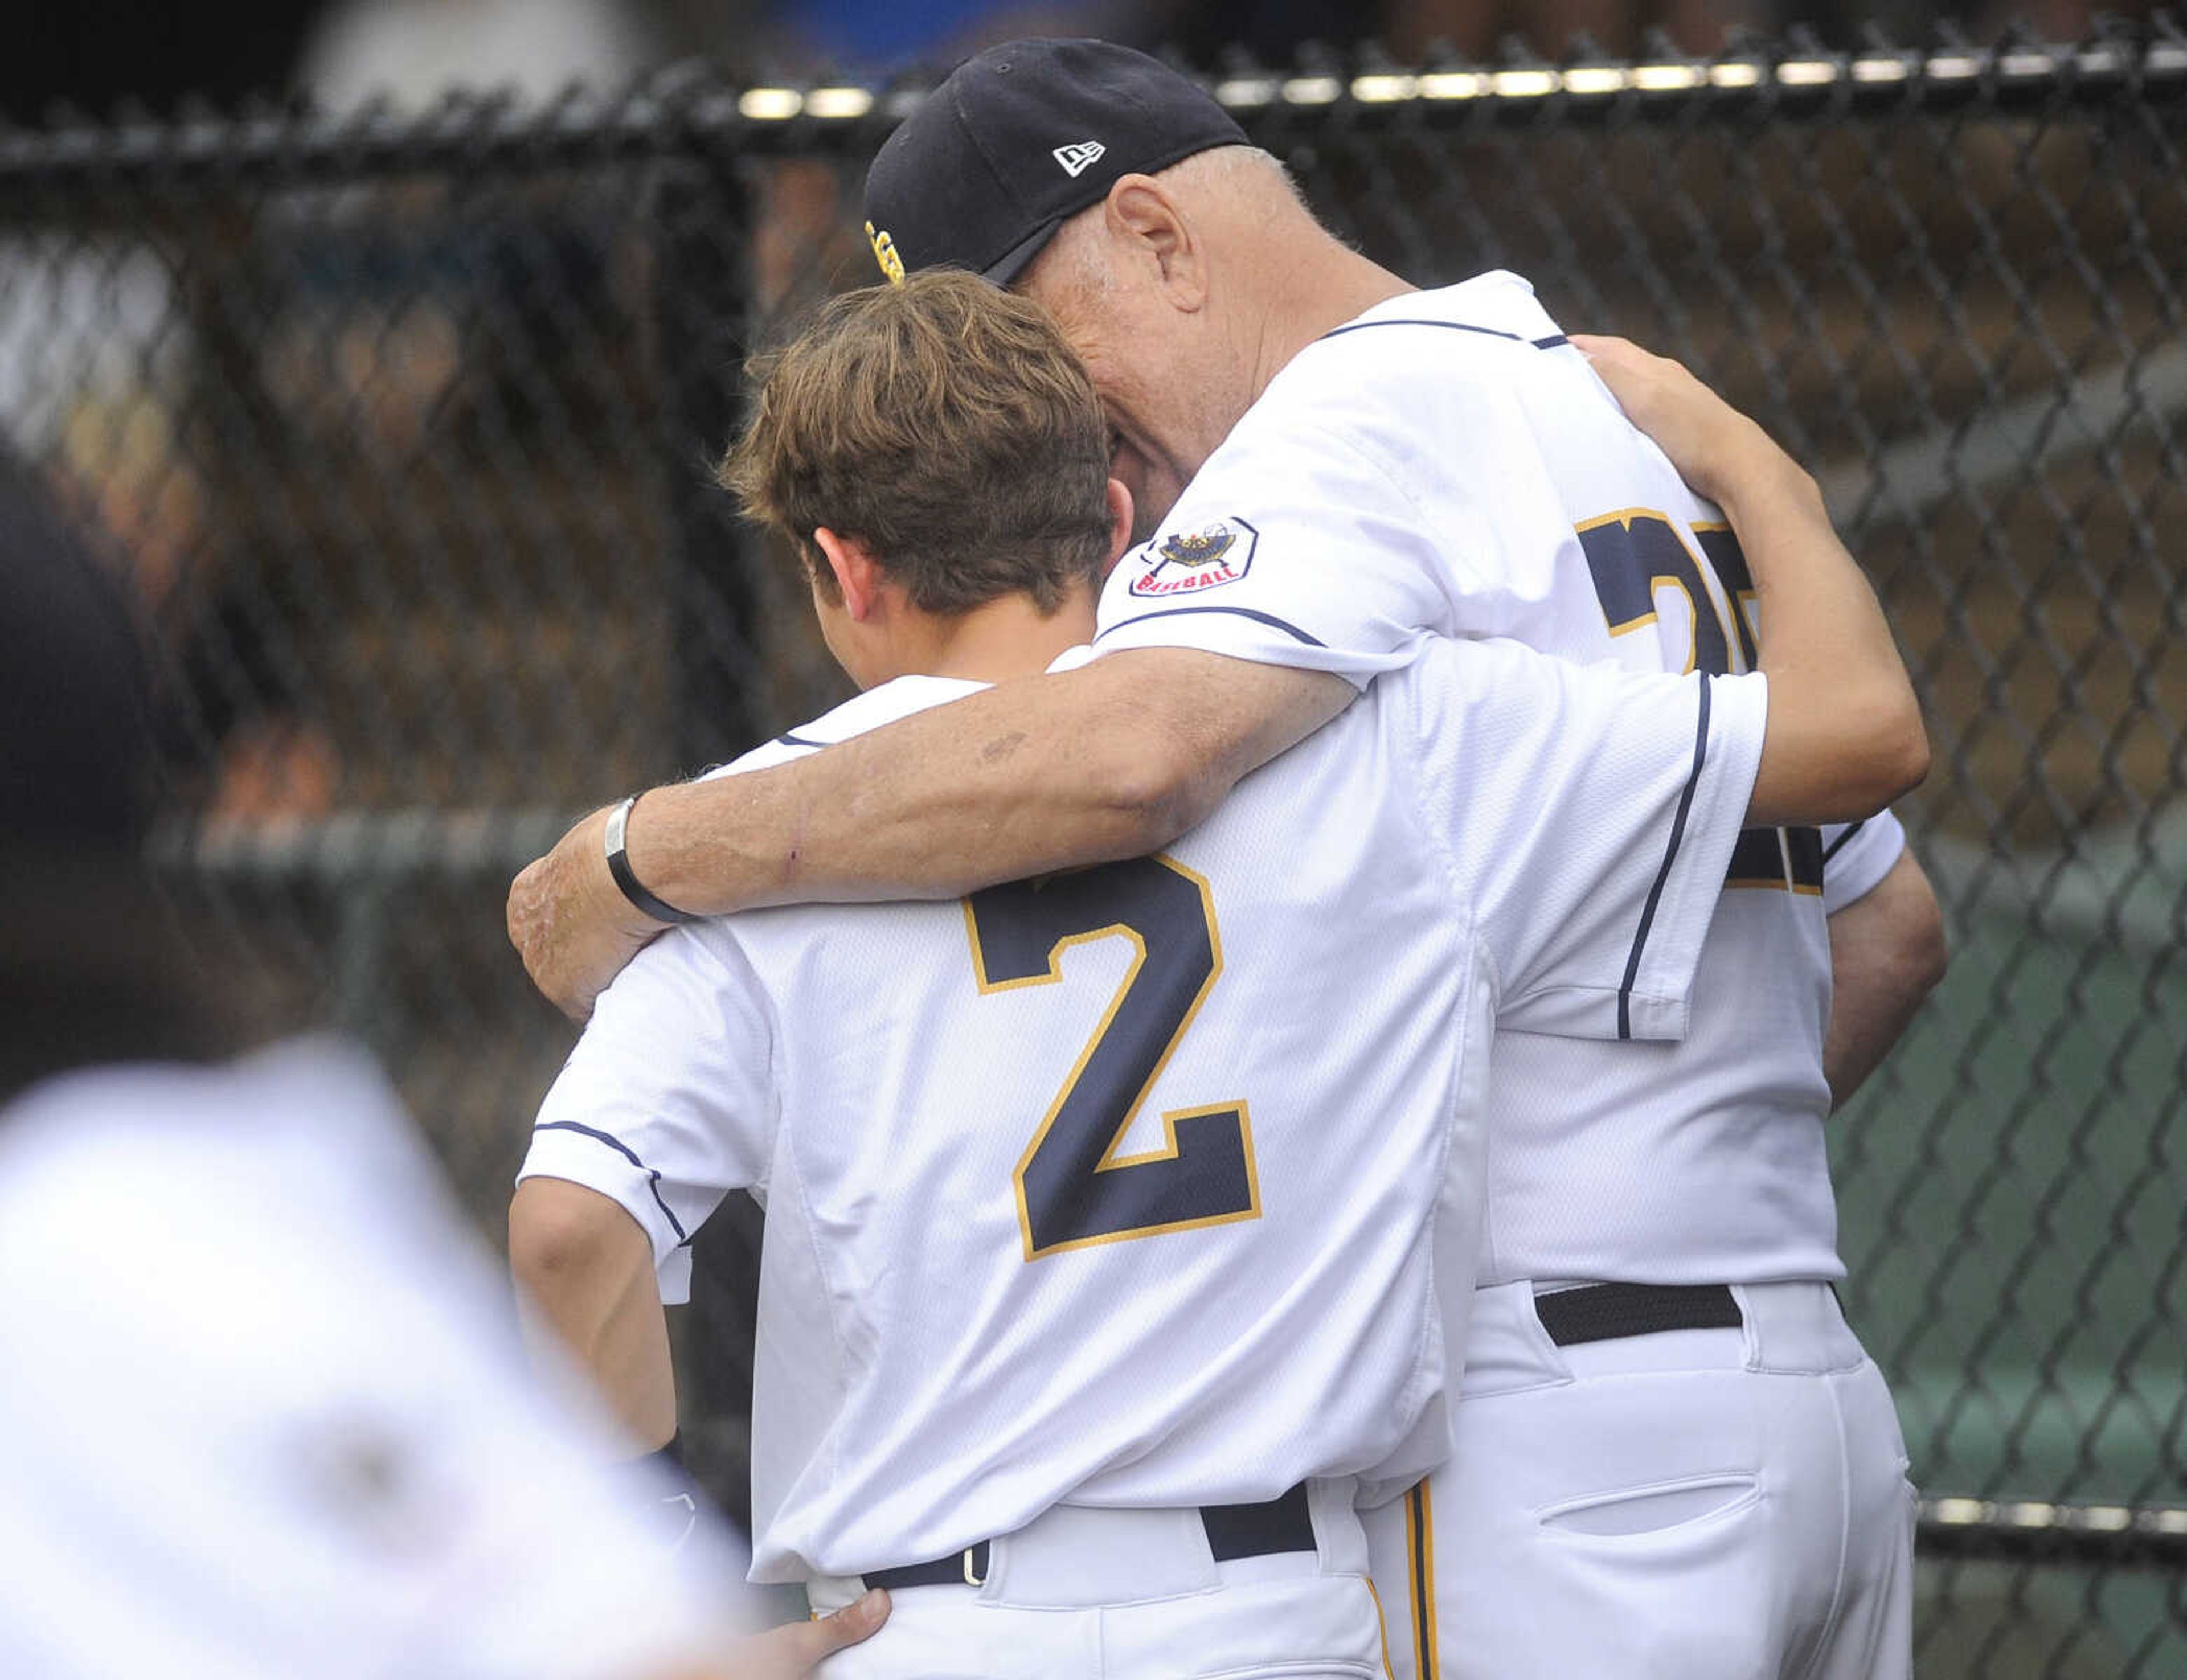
1570,334,1790,513
719,1591,890,1678
507,804,669,1022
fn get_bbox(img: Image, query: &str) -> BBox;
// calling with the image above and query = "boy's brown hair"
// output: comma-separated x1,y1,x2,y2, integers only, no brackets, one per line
720,269,1112,617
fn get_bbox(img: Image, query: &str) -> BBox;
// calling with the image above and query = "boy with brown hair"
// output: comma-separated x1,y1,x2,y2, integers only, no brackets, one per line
717,271,1122,693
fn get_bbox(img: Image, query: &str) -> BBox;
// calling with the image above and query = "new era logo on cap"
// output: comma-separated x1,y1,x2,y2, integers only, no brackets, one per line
863,40,1248,285
1052,140,1106,178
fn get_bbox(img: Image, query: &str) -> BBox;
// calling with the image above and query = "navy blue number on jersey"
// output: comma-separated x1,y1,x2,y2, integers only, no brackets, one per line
1576,510,1824,895
965,855,1260,1260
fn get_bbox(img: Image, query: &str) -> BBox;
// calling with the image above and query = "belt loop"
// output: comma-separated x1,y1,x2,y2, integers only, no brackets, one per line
1729,1281,1764,1371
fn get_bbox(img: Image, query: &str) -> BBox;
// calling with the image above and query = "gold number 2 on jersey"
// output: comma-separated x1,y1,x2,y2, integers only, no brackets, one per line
964,854,1261,1260
1576,509,1824,895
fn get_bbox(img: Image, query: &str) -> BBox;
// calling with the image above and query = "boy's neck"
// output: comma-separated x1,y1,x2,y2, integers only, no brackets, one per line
894,588,1097,687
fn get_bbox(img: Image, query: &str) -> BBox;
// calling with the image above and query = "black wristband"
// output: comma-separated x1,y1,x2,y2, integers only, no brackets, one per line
604,794,700,925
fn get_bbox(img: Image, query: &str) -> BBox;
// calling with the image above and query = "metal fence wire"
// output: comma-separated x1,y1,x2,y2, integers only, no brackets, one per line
4,22,2184,1674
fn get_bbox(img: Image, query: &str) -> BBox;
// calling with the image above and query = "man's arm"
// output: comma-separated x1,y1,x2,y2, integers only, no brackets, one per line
510,651,1350,1019
1571,335,1928,827
1824,848,1948,1110
511,337,1920,1021
506,1181,895,1679
507,943,892,1676
510,1178,677,1449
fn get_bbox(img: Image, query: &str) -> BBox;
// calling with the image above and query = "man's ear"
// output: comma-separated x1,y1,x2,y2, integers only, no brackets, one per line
1102,478,1136,574
813,527,885,621
1103,175,1205,309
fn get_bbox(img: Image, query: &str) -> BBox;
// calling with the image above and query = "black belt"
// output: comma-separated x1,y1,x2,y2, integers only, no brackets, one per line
1533,1281,1743,1347
862,1480,1316,1593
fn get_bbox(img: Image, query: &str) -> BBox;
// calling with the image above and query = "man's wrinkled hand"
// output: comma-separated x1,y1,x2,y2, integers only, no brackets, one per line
507,805,666,1022
725,1589,890,1678
1570,333,1792,512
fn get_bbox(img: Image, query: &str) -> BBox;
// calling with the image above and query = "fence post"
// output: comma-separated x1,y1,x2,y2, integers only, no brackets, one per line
649,151,763,770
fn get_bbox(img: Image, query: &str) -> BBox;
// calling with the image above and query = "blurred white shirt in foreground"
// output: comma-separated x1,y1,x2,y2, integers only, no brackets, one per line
0,1036,755,1680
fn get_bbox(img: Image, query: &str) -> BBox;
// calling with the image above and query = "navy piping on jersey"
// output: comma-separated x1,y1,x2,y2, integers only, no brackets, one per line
1316,317,1570,353
534,1120,690,1243
773,730,825,750
1822,819,1865,864
1616,675,1714,1040
1094,604,1327,649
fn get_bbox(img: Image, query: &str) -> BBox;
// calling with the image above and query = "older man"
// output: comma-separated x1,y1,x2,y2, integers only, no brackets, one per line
510,40,1939,1680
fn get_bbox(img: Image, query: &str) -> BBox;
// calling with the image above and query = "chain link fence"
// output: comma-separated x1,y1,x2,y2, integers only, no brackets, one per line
5,23,2182,1671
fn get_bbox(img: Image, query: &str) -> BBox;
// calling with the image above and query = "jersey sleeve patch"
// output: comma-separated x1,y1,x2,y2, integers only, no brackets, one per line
1127,517,1257,599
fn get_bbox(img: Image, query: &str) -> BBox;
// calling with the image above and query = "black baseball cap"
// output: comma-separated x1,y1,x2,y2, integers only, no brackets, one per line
863,38,1248,287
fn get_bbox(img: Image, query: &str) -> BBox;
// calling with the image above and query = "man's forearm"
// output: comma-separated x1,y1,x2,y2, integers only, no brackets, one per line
1718,453,1906,712
1715,450,1928,826
629,666,1176,917
1574,335,1926,827
629,649,1351,916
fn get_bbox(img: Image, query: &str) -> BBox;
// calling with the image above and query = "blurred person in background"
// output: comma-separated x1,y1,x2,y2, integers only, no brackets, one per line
1382,0,1755,58
0,230,340,827
300,0,660,111
1168,0,1761,62
0,456,882,1678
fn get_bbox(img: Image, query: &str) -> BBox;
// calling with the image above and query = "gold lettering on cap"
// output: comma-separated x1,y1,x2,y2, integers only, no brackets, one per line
866,222,906,286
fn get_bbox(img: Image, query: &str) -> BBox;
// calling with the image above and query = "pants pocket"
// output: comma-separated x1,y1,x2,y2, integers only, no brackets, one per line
1537,1472,1761,1539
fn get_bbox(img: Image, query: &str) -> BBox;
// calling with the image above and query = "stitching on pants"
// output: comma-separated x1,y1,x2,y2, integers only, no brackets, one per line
1787,1370,1857,1680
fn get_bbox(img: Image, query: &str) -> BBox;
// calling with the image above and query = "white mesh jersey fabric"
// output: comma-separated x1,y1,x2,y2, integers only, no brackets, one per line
0,1040,753,1680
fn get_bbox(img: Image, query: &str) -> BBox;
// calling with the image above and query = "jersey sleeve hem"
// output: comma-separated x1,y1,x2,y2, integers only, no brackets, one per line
516,1127,694,1305
1088,604,1387,689
1820,808,1907,912
1619,670,1771,1039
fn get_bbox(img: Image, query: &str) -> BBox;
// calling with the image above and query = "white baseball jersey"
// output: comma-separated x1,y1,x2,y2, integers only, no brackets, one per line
521,635,1768,1582
0,1039,756,1680
1092,270,1908,1288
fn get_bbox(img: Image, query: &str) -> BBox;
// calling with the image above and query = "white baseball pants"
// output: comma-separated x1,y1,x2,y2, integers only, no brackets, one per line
1363,1280,1914,1680
805,1480,1389,1680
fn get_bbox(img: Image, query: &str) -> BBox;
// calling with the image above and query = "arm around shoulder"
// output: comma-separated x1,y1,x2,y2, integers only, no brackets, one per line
510,648,1351,1019
1570,334,1928,828
1722,459,1929,826
629,647,1354,910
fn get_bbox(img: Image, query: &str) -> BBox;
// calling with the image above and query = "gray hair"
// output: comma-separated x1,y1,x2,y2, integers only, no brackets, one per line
1033,145,1316,300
